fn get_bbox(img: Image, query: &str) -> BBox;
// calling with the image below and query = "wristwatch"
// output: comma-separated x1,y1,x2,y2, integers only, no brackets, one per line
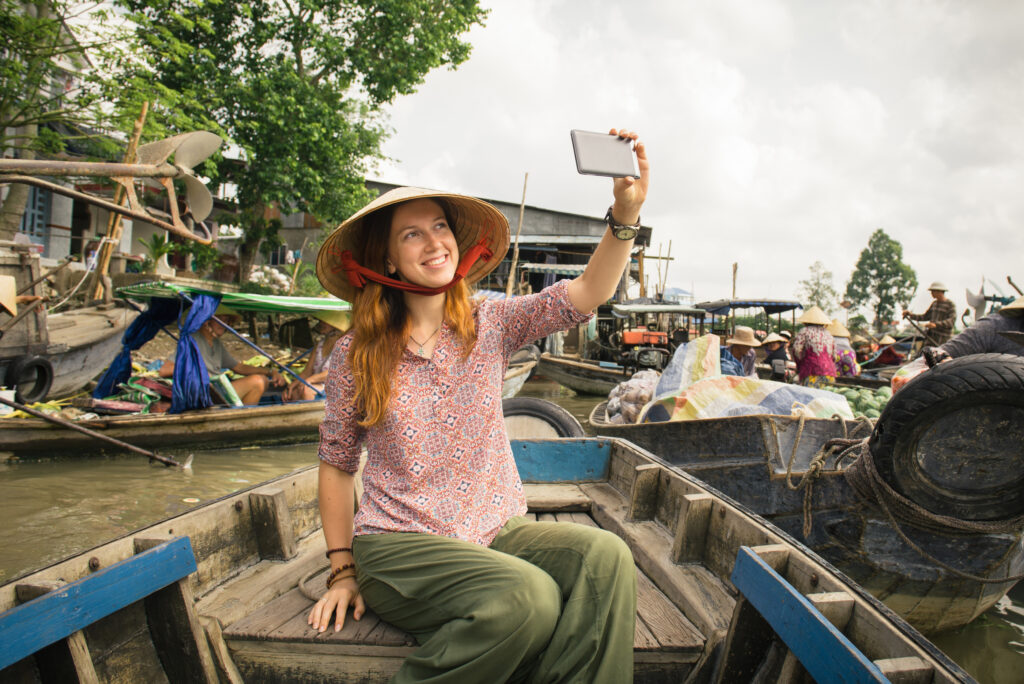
605,206,640,241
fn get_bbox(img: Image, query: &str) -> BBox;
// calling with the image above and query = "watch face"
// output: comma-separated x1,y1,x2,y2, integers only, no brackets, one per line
614,227,638,240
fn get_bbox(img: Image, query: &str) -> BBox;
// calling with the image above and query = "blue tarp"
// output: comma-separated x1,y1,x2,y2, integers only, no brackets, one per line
169,294,220,414
92,298,181,398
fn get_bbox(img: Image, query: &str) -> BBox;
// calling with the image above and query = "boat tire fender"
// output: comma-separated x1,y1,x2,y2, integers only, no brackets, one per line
868,353,1024,520
509,344,542,366
4,355,54,404
502,397,586,439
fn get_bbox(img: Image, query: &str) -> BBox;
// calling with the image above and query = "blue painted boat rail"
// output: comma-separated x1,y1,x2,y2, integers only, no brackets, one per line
0,537,197,672
730,545,889,683
510,438,612,482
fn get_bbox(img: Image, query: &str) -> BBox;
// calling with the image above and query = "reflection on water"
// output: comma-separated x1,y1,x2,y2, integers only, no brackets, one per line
0,377,1021,681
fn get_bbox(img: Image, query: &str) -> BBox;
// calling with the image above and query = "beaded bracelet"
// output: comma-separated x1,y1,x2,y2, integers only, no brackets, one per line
325,546,353,560
326,563,356,589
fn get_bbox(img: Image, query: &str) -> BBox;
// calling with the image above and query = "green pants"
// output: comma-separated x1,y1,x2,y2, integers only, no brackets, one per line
353,517,637,684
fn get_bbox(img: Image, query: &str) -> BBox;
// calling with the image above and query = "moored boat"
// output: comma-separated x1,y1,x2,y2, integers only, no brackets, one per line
537,352,629,395
0,437,971,683
588,358,1024,637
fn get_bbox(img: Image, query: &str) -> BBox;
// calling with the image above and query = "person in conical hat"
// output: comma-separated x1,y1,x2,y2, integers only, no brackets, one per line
790,305,837,383
828,319,859,377
902,281,956,345
282,309,351,402
723,325,760,377
310,129,649,681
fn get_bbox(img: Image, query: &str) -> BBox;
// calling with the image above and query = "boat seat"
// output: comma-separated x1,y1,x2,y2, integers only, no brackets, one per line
222,512,705,684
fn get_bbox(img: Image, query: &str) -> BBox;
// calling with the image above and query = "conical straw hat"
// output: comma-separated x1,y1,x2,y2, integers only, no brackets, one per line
0,276,18,316
726,326,761,347
879,334,897,345
312,309,351,332
1001,296,1024,316
761,332,786,345
827,319,850,337
797,305,831,326
317,187,510,303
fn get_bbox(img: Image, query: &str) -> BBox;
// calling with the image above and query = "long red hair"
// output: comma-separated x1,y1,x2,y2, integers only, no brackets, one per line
347,200,478,427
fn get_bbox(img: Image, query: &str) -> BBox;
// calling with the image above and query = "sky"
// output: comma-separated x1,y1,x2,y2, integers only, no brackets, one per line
374,0,1024,320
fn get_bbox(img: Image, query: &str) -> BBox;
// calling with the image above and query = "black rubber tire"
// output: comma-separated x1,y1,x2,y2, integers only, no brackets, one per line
5,355,54,404
502,397,585,438
868,353,1024,520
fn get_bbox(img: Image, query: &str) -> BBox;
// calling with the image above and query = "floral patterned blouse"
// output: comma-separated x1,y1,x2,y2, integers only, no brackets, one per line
791,324,837,380
318,280,591,546
833,338,860,377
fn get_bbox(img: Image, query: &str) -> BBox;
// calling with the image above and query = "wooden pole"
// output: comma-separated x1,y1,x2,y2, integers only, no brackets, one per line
0,395,186,468
505,172,528,298
91,102,150,301
661,240,672,293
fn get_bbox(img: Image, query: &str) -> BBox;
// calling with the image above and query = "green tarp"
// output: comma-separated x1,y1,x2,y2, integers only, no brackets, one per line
117,282,350,314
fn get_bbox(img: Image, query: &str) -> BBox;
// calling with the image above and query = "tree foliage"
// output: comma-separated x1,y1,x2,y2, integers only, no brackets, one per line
796,260,838,314
845,229,918,331
113,0,488,281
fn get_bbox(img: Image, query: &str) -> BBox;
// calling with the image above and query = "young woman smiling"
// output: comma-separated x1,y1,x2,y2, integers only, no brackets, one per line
310,129,649,683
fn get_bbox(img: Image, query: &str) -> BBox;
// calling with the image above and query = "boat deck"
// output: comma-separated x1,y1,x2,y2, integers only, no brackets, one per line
223,511,704,684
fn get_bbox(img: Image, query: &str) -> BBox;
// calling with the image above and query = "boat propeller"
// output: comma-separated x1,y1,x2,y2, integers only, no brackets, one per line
0,131,223,245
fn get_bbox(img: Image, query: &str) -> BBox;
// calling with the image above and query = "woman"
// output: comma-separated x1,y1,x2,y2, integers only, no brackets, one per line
790,305,837,385
827,319,860,377
308,129,648,683
282,310,349,401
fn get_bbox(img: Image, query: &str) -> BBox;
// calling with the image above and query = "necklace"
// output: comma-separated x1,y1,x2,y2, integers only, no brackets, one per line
409,324,442,357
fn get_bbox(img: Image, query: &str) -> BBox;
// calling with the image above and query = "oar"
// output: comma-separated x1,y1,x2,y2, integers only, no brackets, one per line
0,395,191,469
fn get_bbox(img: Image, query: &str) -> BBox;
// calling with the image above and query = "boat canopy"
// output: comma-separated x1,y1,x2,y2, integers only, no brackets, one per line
117,282,350,314
519,263,586,276
696,299,803,315
612,303,706,316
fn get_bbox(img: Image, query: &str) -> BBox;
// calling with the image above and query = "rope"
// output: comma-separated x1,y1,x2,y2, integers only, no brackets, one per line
843,440,1024,584
48,237,117,312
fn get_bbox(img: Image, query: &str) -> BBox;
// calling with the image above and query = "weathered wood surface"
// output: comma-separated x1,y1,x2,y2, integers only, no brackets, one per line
0,400,327,457
222,512,702,684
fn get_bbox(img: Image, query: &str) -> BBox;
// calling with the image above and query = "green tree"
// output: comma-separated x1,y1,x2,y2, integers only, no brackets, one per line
0,0,126,238
114,0,488,282
796,260,838,314
845,229,918,331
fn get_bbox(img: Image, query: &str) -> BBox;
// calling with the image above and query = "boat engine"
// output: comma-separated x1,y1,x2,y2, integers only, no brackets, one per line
618,329,670,372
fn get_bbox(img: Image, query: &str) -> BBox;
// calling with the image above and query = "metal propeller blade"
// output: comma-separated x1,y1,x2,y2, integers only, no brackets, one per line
181,174,213,221
965,284,987,322
136,131,222,168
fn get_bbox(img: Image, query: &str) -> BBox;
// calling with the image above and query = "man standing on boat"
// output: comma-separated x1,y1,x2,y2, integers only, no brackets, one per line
902,282,956,345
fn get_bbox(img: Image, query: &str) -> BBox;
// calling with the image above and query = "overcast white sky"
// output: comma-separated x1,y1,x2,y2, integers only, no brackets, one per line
374,0,1023,318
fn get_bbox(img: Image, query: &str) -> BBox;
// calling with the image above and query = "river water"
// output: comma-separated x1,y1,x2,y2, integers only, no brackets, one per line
0,378,1021,682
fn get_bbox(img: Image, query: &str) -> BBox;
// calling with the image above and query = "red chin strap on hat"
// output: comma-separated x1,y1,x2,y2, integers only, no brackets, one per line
336,238,494,296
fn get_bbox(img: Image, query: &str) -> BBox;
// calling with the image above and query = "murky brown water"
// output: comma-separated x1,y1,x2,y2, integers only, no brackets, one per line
0,377,1020,681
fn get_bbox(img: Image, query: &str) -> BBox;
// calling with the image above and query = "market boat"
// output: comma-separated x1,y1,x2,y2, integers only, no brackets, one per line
0,242,138,403
536,352,630,395
587,353,1024,636
0,437,970,683
0,281,538,458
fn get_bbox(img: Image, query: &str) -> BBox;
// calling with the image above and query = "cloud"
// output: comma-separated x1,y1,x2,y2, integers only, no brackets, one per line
377,1,1023,316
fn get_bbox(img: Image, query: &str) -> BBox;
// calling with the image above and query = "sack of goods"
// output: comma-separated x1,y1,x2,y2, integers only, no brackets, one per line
605,369,660,424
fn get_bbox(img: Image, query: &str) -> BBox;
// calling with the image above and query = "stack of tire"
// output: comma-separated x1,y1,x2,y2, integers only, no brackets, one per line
867,353,1024,520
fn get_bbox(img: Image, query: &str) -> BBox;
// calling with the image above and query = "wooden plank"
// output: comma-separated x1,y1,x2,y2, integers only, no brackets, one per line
249,489,298,561
671,493,713,563
874,657,933,684
808,592,855,632
200,617,246,684
225,587,313,638
629,463,662,521
729,546,888,684
537,513,557,523
634,614,661,651
511,438,611,482
141,576,218,683
635,570,703,653
15,581,99,684
715,591,776,683
524,483,591,512
0,537,196,671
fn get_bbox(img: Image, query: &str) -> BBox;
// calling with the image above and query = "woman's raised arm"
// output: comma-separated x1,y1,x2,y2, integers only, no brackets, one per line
567,128,650,313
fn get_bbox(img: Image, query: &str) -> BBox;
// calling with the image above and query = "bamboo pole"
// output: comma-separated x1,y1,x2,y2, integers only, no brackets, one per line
505,173,528,298
91,102,150,301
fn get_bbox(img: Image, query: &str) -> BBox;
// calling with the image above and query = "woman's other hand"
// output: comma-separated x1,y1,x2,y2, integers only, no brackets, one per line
608,128,649,224
308,576,365,632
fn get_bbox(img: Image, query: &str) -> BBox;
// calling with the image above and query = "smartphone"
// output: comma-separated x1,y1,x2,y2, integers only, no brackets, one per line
570,129,640,179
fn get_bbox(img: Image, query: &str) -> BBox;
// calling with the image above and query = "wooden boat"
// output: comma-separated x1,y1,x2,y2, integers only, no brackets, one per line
0,244,138,402
0,362,539,458
536,352,629,395
0,437,970,683
588,403,1023,635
